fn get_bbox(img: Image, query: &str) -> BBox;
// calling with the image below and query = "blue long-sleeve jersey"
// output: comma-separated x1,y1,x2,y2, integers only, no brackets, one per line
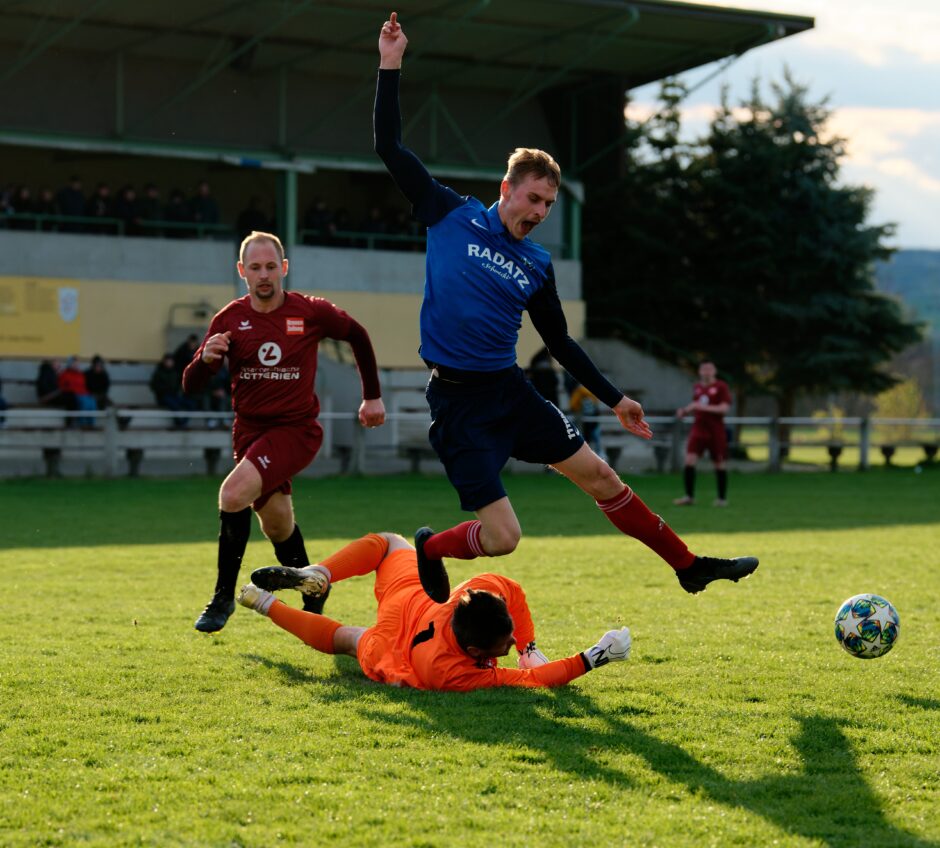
374,69,623,407
422,196,552,370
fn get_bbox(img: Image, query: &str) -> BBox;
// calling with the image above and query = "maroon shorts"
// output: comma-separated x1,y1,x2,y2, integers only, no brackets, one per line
232,419,323,510
687,425,728,462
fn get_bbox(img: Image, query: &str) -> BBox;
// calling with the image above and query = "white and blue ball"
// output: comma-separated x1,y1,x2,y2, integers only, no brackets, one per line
834,593,900,659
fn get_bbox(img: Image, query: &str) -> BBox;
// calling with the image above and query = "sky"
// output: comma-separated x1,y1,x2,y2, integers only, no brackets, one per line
626,1,940,249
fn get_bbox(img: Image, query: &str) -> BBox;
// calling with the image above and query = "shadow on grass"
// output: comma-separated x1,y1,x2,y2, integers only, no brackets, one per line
896,693,940,712
2,470,938,549
251,654,936,847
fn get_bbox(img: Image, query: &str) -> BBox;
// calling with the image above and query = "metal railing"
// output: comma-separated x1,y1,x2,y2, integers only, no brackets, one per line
2,212,233,238
2,409,938,477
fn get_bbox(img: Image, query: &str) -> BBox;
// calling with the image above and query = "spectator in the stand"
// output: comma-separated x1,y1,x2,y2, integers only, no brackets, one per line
332,207,352,247
36,359,65,406
527,346,560,407
56,176,85,232
302,196,334,245
190,180,220,235
58,356,97,427
358,206,386,248
164,189,194,238
173,334,201,382
0,376,8,427
55,176,85,233
9,186,34,230
205,364,231,429
150,353,198,428
84,355,113,411
237,196,270,242
386,208,422,251
85,183,115,234
114,185,143,236
35,187,57,230
0,185,12,227
137,183,163,236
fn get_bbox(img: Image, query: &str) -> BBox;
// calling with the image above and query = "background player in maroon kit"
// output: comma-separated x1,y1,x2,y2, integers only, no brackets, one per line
674,361,733,507
184,231,386,632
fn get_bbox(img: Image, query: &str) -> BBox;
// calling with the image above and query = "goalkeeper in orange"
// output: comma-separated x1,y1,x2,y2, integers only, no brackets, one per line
237,532,631,691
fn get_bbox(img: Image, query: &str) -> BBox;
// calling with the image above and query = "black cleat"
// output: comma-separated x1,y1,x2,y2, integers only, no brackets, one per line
250,564,329,597
302,584,331,615
415,527,450,604
678,555,759,595
194,593,236,632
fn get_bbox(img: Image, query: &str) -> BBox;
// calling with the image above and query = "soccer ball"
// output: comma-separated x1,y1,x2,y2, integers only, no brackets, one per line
834,593,900,659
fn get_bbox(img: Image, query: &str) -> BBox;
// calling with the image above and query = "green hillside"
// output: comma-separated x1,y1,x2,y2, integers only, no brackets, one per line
876,250,940,334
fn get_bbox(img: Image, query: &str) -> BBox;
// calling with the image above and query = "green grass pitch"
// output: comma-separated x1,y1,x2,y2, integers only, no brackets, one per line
1,470,938,847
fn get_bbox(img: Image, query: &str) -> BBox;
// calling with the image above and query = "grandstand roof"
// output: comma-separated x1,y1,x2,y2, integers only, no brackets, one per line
0,0,813,174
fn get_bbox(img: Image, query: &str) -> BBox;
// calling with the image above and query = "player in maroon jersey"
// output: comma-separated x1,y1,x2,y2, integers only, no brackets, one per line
674,361,733,507
184,231,386,633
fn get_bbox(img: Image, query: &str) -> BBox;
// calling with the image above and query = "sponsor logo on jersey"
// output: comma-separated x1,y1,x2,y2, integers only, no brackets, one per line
241,367,301,381
467,243,530,288
286,317,304,335
239,320,252,330
258,455,271,469
258,342,282,365
470,218,487,230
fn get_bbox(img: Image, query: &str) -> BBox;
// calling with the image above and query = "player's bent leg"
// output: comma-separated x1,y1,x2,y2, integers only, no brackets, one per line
555,444,696,571
674,453,700,505
257,492,296,543
552,443,621,500
415,527,450,604
218,458,264,513
195,472,258,632
258,494,332,614
333,625,367,658
476,498,522,555
714,460,728,506
266,599,344,654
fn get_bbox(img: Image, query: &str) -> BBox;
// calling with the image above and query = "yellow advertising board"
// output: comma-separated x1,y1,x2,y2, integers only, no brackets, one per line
0,276,81,357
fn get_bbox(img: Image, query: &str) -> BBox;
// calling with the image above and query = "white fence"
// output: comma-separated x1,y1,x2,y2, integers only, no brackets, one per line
1,408,938,478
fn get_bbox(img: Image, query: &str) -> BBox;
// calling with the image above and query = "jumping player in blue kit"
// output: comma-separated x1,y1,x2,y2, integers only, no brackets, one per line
375,12,758,603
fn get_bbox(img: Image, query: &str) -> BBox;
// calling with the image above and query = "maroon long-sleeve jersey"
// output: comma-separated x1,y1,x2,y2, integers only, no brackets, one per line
183,291,381,428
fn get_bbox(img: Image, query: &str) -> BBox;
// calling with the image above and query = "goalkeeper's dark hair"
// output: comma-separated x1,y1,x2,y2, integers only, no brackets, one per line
451,589,513,653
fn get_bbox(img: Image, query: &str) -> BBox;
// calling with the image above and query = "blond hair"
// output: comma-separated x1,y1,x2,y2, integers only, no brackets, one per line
504,148,561,188
239,231,285,264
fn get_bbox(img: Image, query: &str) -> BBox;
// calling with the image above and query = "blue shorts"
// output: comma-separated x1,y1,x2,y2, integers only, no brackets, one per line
426,366,584,511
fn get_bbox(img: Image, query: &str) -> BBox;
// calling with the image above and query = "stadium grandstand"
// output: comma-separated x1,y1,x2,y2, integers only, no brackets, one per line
0,1,812,475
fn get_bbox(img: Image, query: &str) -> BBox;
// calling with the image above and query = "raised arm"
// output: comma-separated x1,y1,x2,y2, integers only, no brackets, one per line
374,13,462,226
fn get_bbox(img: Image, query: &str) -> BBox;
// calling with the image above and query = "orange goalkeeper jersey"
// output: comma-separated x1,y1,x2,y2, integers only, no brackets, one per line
356,550,588,691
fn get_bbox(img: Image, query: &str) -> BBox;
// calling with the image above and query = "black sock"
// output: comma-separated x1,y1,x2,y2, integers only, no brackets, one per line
272,524,309,568
272,524,330,614
302,585,331,615
214,507,252,599
717,470,728,500
683,466,696,498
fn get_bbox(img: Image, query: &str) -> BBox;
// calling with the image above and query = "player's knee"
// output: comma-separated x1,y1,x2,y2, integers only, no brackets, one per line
588,458,622,499
259,514,292,542
219,482,252,513
483,525,521,556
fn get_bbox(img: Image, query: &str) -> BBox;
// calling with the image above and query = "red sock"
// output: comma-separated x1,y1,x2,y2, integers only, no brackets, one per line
425,520,486,560
596,487,695,570
268,600,342,653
